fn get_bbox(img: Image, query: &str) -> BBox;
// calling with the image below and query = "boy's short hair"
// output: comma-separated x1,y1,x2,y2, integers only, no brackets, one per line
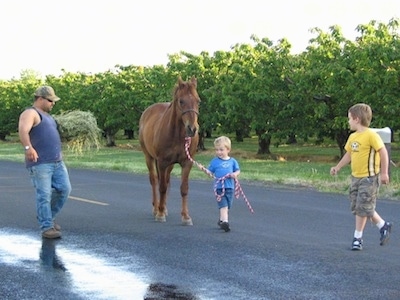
214,136,232,150
348,103,372,127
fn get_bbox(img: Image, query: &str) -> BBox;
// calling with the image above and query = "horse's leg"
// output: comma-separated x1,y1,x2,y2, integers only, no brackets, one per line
180,163,193,226
144,155,159,216
155,164,172,222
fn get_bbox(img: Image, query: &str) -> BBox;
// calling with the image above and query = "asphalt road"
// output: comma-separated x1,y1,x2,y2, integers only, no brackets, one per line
0,160,399,300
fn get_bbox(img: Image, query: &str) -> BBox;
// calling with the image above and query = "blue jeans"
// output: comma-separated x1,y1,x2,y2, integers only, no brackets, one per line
28,161,71,232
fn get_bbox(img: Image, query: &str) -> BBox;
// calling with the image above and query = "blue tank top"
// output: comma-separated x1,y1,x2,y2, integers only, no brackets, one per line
26,107,62,167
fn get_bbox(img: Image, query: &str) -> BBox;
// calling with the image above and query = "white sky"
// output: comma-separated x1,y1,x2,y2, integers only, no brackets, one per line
0,0,398,80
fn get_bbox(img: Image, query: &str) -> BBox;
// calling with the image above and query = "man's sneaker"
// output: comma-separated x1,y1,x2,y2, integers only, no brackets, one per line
380,222,392,246
220,222,230,232
351,238,363,251
42,228,61,239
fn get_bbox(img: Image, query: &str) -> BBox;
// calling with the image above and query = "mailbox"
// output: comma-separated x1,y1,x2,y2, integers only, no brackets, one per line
370,127,392,175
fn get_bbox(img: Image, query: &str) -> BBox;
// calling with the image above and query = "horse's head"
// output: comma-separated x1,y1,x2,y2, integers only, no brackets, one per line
174,76,200,137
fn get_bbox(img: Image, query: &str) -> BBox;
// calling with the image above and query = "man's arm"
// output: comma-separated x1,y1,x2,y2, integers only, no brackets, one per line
18,109,39,162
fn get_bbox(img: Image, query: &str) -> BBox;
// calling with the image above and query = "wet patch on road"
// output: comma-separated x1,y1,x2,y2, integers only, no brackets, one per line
0,228,148,299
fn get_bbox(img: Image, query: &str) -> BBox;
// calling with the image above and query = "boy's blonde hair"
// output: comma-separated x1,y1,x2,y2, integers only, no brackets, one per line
348,103,372,127
214,136,232,150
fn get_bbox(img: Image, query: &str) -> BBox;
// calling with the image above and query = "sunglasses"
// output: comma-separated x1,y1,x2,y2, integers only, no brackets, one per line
43,97,55,103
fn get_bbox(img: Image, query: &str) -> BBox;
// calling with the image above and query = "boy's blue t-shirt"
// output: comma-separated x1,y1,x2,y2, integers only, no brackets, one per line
208,157,240,189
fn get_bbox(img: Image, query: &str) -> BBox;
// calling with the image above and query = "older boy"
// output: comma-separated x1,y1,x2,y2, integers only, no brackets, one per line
330,103,392,250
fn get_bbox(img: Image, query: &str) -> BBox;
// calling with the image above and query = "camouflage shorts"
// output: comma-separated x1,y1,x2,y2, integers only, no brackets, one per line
349,175,379,217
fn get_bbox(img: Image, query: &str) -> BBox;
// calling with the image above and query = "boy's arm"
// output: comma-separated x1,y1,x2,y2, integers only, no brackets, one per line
230,159,240,179
378,147,390,184
330,152,351,175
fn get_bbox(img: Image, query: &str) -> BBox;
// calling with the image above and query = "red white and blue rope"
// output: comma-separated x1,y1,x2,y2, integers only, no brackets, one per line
185,137,254,214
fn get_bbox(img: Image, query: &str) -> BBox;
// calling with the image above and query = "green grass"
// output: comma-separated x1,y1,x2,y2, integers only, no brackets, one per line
1,135,399,199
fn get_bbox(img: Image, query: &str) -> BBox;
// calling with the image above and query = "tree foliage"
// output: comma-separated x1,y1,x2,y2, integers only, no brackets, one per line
1,19,399,158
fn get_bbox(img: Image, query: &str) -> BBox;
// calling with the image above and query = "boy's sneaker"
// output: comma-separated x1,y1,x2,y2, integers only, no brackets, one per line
380,222,392,246
351,238,363,251
220,222,230,232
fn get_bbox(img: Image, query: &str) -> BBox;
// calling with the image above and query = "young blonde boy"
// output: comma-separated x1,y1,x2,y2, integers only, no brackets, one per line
207,136,240,232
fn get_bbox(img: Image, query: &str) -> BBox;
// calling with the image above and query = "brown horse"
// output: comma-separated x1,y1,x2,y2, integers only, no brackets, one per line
139,76,200,225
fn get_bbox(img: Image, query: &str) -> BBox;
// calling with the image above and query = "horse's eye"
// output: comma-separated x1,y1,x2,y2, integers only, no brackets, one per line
179,100,184,106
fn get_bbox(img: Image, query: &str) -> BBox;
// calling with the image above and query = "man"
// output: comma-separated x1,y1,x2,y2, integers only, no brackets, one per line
18,86,71,239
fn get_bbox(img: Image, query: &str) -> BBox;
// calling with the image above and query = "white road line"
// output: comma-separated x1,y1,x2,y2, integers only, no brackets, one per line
69,196,109,206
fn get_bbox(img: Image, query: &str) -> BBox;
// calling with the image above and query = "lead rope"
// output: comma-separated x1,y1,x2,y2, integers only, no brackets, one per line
185,137,254,214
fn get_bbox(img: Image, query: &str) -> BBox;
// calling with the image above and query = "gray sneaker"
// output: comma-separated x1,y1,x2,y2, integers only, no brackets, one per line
42,228,61,239
380,222,392,246
351,238,363,251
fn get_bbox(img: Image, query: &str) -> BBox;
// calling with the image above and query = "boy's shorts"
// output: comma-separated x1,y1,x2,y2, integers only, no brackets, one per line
349,175,379,217
216,188,234,209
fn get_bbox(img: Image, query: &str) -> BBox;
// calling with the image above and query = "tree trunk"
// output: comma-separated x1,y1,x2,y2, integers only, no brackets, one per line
256,129,271,154
286,133,297,144
335,129,349,157
124,129,134,139
105,129,116,147
197,131,205,151
235,129,244,142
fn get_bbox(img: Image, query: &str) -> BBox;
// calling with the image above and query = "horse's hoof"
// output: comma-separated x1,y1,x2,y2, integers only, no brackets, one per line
153,209,167,216
182,218,193,226
155,215,166,222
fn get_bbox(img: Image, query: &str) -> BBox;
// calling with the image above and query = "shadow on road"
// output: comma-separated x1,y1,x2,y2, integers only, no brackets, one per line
40,238,67,271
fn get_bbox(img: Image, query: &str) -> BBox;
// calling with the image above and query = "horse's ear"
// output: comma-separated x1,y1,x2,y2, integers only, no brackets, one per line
190,76,197,88
178,76,184,85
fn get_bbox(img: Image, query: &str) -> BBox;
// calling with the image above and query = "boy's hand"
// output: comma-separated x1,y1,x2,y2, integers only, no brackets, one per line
230,172,239,179
330,167,339,175
380,173,389,185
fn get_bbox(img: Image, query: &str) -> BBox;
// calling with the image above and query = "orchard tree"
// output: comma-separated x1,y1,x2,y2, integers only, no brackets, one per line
298,19,400,157
207,45,254,142
201,50,234,139
116,64,171,140
0,75,41,140
349,18,400,133
88,71,134,146
248,36,294,154
300,25,355,156
45,71,100,116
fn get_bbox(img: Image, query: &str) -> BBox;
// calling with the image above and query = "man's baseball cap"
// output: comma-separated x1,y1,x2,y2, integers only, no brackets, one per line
34,86,60,102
